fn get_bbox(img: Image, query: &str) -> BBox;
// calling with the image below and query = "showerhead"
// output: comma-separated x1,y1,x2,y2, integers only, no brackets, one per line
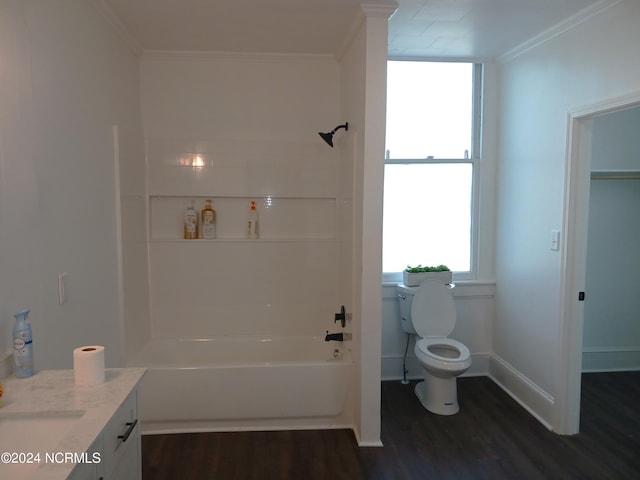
318,122,349,147
319,131,335,147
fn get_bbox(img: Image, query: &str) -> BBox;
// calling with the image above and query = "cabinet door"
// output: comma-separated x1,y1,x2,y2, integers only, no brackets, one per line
103,389,141,479
68,435,105,480
68,462,98,480
109,420,141,480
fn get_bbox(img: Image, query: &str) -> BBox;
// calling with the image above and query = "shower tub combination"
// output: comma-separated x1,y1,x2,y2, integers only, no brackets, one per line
130,336,354,434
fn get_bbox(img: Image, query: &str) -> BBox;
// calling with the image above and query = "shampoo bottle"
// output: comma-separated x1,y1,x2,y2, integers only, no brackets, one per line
247,200,259,239
13,308,34,378
200,199,217,239
184,200,198,239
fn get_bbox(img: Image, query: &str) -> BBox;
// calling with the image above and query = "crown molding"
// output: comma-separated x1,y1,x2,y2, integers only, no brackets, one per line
498,0,623,64
360,3,398,19
88,0,143,56
142,49,335,63
335,2,397,62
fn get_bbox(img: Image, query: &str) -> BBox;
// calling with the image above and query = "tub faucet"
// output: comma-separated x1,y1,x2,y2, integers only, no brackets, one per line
325,331,351,342
325,331,343,342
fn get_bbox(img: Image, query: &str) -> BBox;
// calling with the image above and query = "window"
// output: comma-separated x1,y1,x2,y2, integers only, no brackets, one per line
383,61,482,281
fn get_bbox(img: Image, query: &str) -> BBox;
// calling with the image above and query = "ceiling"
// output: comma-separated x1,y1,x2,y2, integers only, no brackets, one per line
105,0,605,59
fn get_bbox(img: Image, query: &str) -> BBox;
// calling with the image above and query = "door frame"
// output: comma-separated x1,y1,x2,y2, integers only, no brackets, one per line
557,91,640,434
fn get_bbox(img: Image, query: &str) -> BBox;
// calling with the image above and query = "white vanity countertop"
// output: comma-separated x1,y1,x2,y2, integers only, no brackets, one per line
0,368,146,479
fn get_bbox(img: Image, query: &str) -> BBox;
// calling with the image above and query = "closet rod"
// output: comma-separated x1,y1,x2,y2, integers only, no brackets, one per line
591,170,640,180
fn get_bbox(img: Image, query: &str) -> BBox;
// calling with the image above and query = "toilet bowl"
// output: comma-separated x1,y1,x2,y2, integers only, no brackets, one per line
397,280,471,415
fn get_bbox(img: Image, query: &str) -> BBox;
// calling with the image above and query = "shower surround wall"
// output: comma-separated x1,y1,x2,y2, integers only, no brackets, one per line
0,0,147,369
141,52,344,341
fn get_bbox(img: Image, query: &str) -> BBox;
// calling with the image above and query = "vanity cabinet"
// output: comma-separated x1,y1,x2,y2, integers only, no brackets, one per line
0,368,144,480
69,389,141,480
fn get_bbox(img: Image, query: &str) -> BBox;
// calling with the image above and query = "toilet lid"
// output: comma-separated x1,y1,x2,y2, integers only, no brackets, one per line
410,280,456,337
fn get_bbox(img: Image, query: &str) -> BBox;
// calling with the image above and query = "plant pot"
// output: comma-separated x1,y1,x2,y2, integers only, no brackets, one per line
403,270,452,287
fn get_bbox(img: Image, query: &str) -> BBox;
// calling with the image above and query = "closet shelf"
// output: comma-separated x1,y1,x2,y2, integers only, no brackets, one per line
591,170,640,179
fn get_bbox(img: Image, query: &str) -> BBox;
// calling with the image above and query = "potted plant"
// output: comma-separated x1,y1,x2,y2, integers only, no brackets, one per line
403,264,452,286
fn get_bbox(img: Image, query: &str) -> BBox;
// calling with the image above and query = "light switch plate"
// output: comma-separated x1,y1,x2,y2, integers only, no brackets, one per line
550,230,560,251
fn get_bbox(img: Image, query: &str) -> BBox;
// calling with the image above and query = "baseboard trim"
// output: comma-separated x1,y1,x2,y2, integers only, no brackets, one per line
489,354,555,431
351,426,384,447
142,421,356,436
582,346,640,372
357,440,384,447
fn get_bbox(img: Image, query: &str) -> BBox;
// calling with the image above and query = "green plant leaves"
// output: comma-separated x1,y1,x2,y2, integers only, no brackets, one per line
405,264,450,273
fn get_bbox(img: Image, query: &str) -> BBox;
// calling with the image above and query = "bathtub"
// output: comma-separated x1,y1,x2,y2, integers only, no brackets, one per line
129,336,354,434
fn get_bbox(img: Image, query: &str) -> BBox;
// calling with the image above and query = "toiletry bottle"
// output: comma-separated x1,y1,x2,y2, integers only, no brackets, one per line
200,199,217,239
13,308,34,378
184,200,198,239
247,200,259,239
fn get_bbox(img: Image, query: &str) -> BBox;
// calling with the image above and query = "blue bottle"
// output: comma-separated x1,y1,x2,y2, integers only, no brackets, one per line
13,309,34,378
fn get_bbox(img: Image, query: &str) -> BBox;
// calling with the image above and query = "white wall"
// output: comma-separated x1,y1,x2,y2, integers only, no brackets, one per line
494,0,640,429
583,107,640,371
0,0,145,368
0,0,35,358
338,5,396,446
337,18,368,445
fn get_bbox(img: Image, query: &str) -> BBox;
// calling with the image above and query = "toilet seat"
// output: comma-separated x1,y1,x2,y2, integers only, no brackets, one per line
415,338,471,372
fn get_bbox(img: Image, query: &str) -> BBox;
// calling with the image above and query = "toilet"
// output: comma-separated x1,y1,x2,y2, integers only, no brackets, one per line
397,280,471,415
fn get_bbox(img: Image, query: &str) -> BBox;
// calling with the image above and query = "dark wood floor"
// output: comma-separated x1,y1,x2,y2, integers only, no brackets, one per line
142,372,640,479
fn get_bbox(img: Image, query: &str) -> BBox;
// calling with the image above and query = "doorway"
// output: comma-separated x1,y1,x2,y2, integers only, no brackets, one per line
584,108,640,372
559,93,640,435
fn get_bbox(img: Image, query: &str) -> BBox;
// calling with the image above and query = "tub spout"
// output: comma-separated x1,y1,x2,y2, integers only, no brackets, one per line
325,331,342,342
325,331,351,342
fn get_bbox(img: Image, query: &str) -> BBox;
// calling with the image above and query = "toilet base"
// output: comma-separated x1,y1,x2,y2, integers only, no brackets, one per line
414,375,460,415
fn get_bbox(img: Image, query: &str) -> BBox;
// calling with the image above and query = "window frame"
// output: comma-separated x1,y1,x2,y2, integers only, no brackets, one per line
382,62,483,283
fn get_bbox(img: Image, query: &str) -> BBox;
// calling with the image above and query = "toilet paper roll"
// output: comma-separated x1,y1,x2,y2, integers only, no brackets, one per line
73,346,105,386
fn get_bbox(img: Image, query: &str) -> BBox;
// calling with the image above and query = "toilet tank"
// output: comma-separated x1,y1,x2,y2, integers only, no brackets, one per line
397,285,418,335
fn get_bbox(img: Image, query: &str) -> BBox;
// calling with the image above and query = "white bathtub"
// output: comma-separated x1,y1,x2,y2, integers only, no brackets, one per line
129,336,354,434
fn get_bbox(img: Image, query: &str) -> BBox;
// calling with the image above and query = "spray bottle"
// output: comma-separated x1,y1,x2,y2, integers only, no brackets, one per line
13,308,34,378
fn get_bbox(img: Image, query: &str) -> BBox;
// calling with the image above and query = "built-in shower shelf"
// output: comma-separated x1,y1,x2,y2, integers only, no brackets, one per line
149,194,338,241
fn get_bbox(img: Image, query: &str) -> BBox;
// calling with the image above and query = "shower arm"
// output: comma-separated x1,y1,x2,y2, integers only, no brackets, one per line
331,123,348,134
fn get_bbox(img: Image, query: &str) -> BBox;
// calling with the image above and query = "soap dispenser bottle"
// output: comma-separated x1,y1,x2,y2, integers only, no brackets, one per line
184,200,198,239
200,199,217,239
247,200,259,239
13,308,34,378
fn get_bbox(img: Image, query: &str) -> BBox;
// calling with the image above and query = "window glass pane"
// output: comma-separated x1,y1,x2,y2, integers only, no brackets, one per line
386,62,472,159
383,163,472,273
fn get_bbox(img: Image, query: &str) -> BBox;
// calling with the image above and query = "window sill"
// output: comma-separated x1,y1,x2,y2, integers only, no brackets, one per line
382,279,496,299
